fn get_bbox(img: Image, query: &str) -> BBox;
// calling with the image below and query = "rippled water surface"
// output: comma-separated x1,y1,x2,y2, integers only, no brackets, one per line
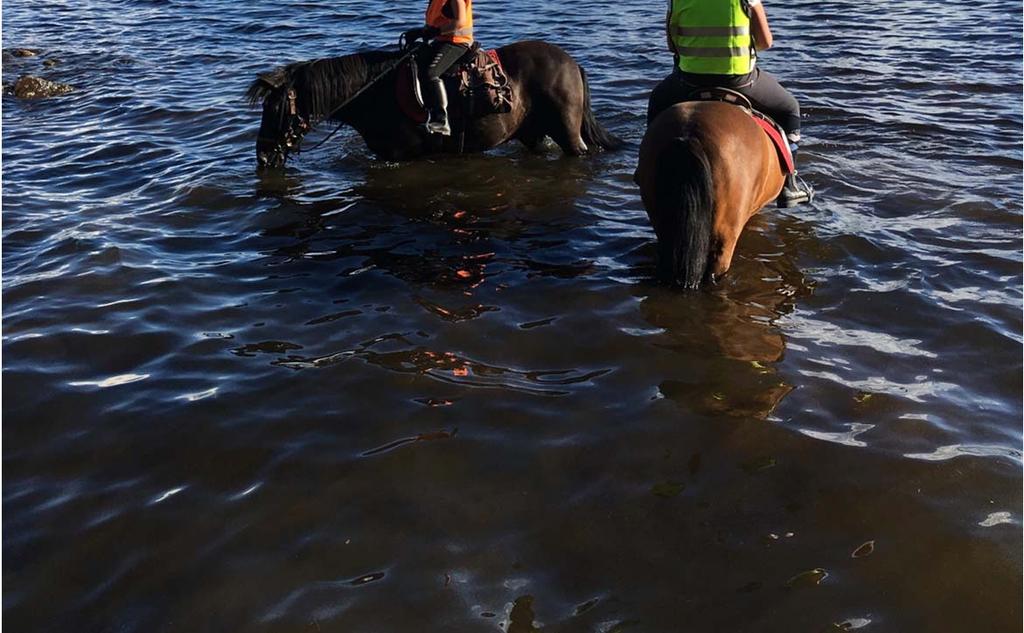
3,1,1022,631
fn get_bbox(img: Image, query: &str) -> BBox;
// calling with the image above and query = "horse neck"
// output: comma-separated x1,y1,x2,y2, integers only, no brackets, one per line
300,51,401,124
335,80,407,158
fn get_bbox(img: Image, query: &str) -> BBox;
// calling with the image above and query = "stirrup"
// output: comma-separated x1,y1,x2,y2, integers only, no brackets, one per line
424,117,451,137
777,173,814,208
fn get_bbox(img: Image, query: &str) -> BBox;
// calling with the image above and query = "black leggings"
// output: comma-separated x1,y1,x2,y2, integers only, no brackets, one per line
647,67,802,141
426,41,469,81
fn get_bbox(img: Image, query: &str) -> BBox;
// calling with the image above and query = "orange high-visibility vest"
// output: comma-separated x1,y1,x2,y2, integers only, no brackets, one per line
426,0,473,45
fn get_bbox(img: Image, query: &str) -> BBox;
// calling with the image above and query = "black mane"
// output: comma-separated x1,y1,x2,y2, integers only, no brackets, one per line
246,49,405,120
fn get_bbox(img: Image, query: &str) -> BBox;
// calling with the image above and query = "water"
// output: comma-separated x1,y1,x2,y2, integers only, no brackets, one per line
3,1,1021,631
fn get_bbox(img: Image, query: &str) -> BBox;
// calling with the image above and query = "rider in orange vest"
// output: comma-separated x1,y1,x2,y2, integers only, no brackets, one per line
404,0,474,136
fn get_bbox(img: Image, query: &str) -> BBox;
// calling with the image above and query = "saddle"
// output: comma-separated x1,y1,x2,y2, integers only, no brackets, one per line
397,43,514,126
686,87,795,174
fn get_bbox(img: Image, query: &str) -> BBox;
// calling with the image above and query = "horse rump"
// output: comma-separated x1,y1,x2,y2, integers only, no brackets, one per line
653,137,715,289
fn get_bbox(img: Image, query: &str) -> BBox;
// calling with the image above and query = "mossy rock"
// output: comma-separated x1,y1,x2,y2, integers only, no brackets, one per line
9,75,74,99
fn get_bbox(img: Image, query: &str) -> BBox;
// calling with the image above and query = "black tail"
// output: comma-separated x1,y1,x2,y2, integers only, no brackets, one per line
578,66,625,152
653,137,715,289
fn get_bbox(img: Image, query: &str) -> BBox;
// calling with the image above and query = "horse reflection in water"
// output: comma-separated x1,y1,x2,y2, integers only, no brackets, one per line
258,151,593,271
637,212,814,420
254,152,596,355
356,150,594,206
643,290,793,420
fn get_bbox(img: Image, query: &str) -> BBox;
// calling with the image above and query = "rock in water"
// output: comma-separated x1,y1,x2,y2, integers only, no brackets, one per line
10,75,74,99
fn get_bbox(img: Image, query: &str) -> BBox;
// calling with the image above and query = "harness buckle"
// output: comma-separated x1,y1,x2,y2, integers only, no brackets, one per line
287,89,297,116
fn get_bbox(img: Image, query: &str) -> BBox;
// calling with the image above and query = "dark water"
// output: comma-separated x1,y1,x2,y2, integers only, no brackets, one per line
3,1,1022,631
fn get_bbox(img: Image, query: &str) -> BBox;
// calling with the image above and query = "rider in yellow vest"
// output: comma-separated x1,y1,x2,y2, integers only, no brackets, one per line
404,0,473,136
649,0,812,207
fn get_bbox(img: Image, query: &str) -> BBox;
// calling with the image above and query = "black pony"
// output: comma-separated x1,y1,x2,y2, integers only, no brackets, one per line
247,41,622,167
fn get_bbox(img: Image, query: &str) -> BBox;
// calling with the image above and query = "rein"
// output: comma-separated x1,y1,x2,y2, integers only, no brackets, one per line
299,44,422,154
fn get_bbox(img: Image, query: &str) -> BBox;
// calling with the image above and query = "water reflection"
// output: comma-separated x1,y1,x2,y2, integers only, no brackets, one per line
4,0,1022,630
353,152,597,218
643,289,794,419
252,151,597,291
638,216,814,420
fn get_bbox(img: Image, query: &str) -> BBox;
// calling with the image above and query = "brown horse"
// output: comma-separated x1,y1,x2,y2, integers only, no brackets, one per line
247,41,622,168
634,101,785,289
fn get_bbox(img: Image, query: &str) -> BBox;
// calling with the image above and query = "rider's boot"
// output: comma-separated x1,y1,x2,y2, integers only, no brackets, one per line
777,144,813,208
425,79,451,137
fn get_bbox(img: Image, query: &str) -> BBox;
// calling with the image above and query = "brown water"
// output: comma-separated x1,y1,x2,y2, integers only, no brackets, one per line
3,1,1022,631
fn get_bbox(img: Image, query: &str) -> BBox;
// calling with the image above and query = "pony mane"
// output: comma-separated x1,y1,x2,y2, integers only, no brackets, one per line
246,50,404,120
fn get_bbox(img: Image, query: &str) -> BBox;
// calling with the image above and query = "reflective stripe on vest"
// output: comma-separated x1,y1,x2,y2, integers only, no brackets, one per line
676,46,751,58
426,0,474,45
671,0,754,75
675,25,749,37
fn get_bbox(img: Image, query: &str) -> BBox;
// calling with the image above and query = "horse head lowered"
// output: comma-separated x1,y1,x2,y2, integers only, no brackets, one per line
246,53,393,168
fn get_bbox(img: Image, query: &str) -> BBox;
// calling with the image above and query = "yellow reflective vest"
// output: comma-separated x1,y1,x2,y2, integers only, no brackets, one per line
670,0,756,75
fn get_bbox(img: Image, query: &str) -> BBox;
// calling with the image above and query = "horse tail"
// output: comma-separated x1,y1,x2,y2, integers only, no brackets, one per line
654,137,715,289
578,66,624,151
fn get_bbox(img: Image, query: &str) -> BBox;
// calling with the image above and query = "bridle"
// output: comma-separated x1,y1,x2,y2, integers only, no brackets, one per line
257,88,310,162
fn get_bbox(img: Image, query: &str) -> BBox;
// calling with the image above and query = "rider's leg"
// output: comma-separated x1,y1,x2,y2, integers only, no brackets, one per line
739,69,812,207
646,71,691,124
740,68,801,137
637,71,691,183
425,42,469,136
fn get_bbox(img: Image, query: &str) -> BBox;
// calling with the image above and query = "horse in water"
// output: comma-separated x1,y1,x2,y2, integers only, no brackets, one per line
247,41,622,168
634,101,787,289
